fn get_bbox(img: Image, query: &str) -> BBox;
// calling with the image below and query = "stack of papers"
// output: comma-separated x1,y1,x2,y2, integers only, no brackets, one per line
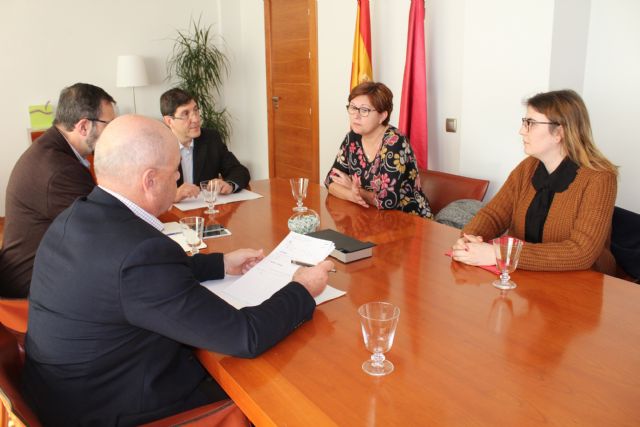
201,231,346,308
162,222,207,252
173,189,263,211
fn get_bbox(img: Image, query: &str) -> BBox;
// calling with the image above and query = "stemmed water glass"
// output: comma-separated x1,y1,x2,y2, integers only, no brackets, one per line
180,216,204,255
290,178,309,212
200,180,220,214
358,302,400,376
492,236,524,290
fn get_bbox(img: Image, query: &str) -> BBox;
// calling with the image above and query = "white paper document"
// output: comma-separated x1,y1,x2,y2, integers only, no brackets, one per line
162,222,207,252
173,189,263,211
201,232,346,308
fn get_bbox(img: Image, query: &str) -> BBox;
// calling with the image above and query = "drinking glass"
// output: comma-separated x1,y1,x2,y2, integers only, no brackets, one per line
492,236,524,290
358,302,400,376
200,180,220,214
290,178,309,212
180,216,204,255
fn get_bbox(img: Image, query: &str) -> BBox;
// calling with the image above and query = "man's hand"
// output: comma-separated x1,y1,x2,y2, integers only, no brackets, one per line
292,260,335,297
223,249,265,275
174,183,200,202
214,178,234,195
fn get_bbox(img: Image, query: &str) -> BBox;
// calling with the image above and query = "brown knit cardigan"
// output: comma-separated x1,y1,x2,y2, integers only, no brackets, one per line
462,156,617,274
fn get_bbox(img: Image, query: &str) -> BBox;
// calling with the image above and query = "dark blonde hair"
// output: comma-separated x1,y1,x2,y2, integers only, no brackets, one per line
527,89,617,175
349,81,393,126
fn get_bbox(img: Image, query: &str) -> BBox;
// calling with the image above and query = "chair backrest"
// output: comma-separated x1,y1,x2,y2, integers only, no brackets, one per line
419,169,490,214
0,323,41,427
611,206,640,282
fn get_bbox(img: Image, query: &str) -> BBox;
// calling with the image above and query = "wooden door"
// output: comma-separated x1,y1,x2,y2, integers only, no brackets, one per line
264,0,319,182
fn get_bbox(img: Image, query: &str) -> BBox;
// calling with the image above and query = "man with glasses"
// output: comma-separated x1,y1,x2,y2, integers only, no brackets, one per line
0,83,115,297
160,88,250,202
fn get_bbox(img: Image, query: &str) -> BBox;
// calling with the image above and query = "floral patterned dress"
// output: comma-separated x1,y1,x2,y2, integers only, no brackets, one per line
325,126,432,218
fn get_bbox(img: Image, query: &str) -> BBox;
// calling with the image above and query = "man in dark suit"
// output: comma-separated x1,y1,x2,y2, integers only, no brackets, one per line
160,88,250,202
0,83,115,297
22,115,334,426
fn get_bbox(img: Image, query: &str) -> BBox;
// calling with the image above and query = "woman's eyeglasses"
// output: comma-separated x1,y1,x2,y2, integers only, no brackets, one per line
346,104,376,117
521,117,559,131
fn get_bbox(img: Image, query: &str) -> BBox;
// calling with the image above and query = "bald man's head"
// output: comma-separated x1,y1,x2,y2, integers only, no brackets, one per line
94,115,180,215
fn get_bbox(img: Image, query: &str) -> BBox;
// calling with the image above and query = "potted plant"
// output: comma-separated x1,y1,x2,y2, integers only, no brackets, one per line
167,17,231,142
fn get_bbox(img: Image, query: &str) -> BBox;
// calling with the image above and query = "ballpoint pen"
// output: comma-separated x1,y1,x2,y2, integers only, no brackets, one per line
290,259,337,273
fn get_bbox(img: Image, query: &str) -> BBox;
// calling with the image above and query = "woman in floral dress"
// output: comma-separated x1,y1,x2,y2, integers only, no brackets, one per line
325,81,432,218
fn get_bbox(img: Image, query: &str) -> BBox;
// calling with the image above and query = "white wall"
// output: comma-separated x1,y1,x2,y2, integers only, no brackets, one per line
459,0,555,197
2,0,638,215
217,1,269,181
0,0,220,215
583,0,640,212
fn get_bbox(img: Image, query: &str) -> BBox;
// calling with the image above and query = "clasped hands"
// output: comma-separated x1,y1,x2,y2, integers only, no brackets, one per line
451,233,496,266
329,168,371,208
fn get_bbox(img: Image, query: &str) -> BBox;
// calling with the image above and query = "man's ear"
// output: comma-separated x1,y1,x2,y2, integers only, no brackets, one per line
75,118,91,136
162,115,173,128
141,168,157,194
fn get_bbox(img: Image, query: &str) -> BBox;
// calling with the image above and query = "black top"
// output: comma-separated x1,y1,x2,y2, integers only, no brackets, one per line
525,157,579,243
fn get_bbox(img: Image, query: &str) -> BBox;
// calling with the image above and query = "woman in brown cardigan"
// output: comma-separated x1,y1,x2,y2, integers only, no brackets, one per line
451,90,618,274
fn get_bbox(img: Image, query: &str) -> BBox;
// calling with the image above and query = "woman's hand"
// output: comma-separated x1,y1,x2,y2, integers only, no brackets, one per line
329,168,353,187
451,234,496,266
329,168,369,208
350,176,370,208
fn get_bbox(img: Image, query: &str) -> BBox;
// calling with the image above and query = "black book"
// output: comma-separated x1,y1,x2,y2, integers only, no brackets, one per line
307,229,375,263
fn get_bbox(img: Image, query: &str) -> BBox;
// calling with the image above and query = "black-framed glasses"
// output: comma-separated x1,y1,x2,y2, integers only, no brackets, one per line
521,117,559,131
171,107,201,120
346,104,375,117
87,118,112,125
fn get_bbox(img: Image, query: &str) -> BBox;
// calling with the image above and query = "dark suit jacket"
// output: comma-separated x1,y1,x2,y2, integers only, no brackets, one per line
177,128,250,191
22,187,315,426
0,127,94,297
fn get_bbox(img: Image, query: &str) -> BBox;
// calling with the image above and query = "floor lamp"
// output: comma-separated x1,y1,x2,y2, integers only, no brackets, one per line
116,55,149,113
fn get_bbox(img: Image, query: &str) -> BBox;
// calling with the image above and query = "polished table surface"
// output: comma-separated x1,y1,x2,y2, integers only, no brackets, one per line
163,179,640,426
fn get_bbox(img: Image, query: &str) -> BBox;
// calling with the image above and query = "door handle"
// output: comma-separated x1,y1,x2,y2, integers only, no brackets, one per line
272,96,280,109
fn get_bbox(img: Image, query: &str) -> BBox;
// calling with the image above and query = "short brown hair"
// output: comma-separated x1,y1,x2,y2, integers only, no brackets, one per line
160,88,195,117
349,82,393,126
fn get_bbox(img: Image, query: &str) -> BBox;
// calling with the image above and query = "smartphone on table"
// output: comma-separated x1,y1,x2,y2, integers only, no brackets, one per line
203,224,231,239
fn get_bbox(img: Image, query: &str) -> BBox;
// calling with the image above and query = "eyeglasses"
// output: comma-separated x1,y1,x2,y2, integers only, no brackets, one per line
346,104,376,117
521,117,559,131
171,107,201,121
87,118,112,125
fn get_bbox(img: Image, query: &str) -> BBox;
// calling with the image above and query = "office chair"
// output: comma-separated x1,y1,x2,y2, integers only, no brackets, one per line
0,322,41,427
611,206,640,282
418,169,490,214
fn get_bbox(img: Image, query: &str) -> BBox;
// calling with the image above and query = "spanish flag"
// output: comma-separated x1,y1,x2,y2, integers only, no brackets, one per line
350,0,373,90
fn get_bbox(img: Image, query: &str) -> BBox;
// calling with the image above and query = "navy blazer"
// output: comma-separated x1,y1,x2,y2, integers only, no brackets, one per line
177,128,250,191
22,187,315,426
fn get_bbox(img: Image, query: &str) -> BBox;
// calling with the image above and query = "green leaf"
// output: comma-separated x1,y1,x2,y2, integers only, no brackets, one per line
167,15,232,143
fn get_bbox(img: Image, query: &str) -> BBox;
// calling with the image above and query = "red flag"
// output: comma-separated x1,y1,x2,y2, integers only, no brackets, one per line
350,0,373,89
399,0,428,170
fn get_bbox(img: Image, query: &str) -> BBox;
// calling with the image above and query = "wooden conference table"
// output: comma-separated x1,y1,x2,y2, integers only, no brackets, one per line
163,179,640,426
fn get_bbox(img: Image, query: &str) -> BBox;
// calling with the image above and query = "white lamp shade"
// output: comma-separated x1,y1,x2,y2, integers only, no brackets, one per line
116,55,149,88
